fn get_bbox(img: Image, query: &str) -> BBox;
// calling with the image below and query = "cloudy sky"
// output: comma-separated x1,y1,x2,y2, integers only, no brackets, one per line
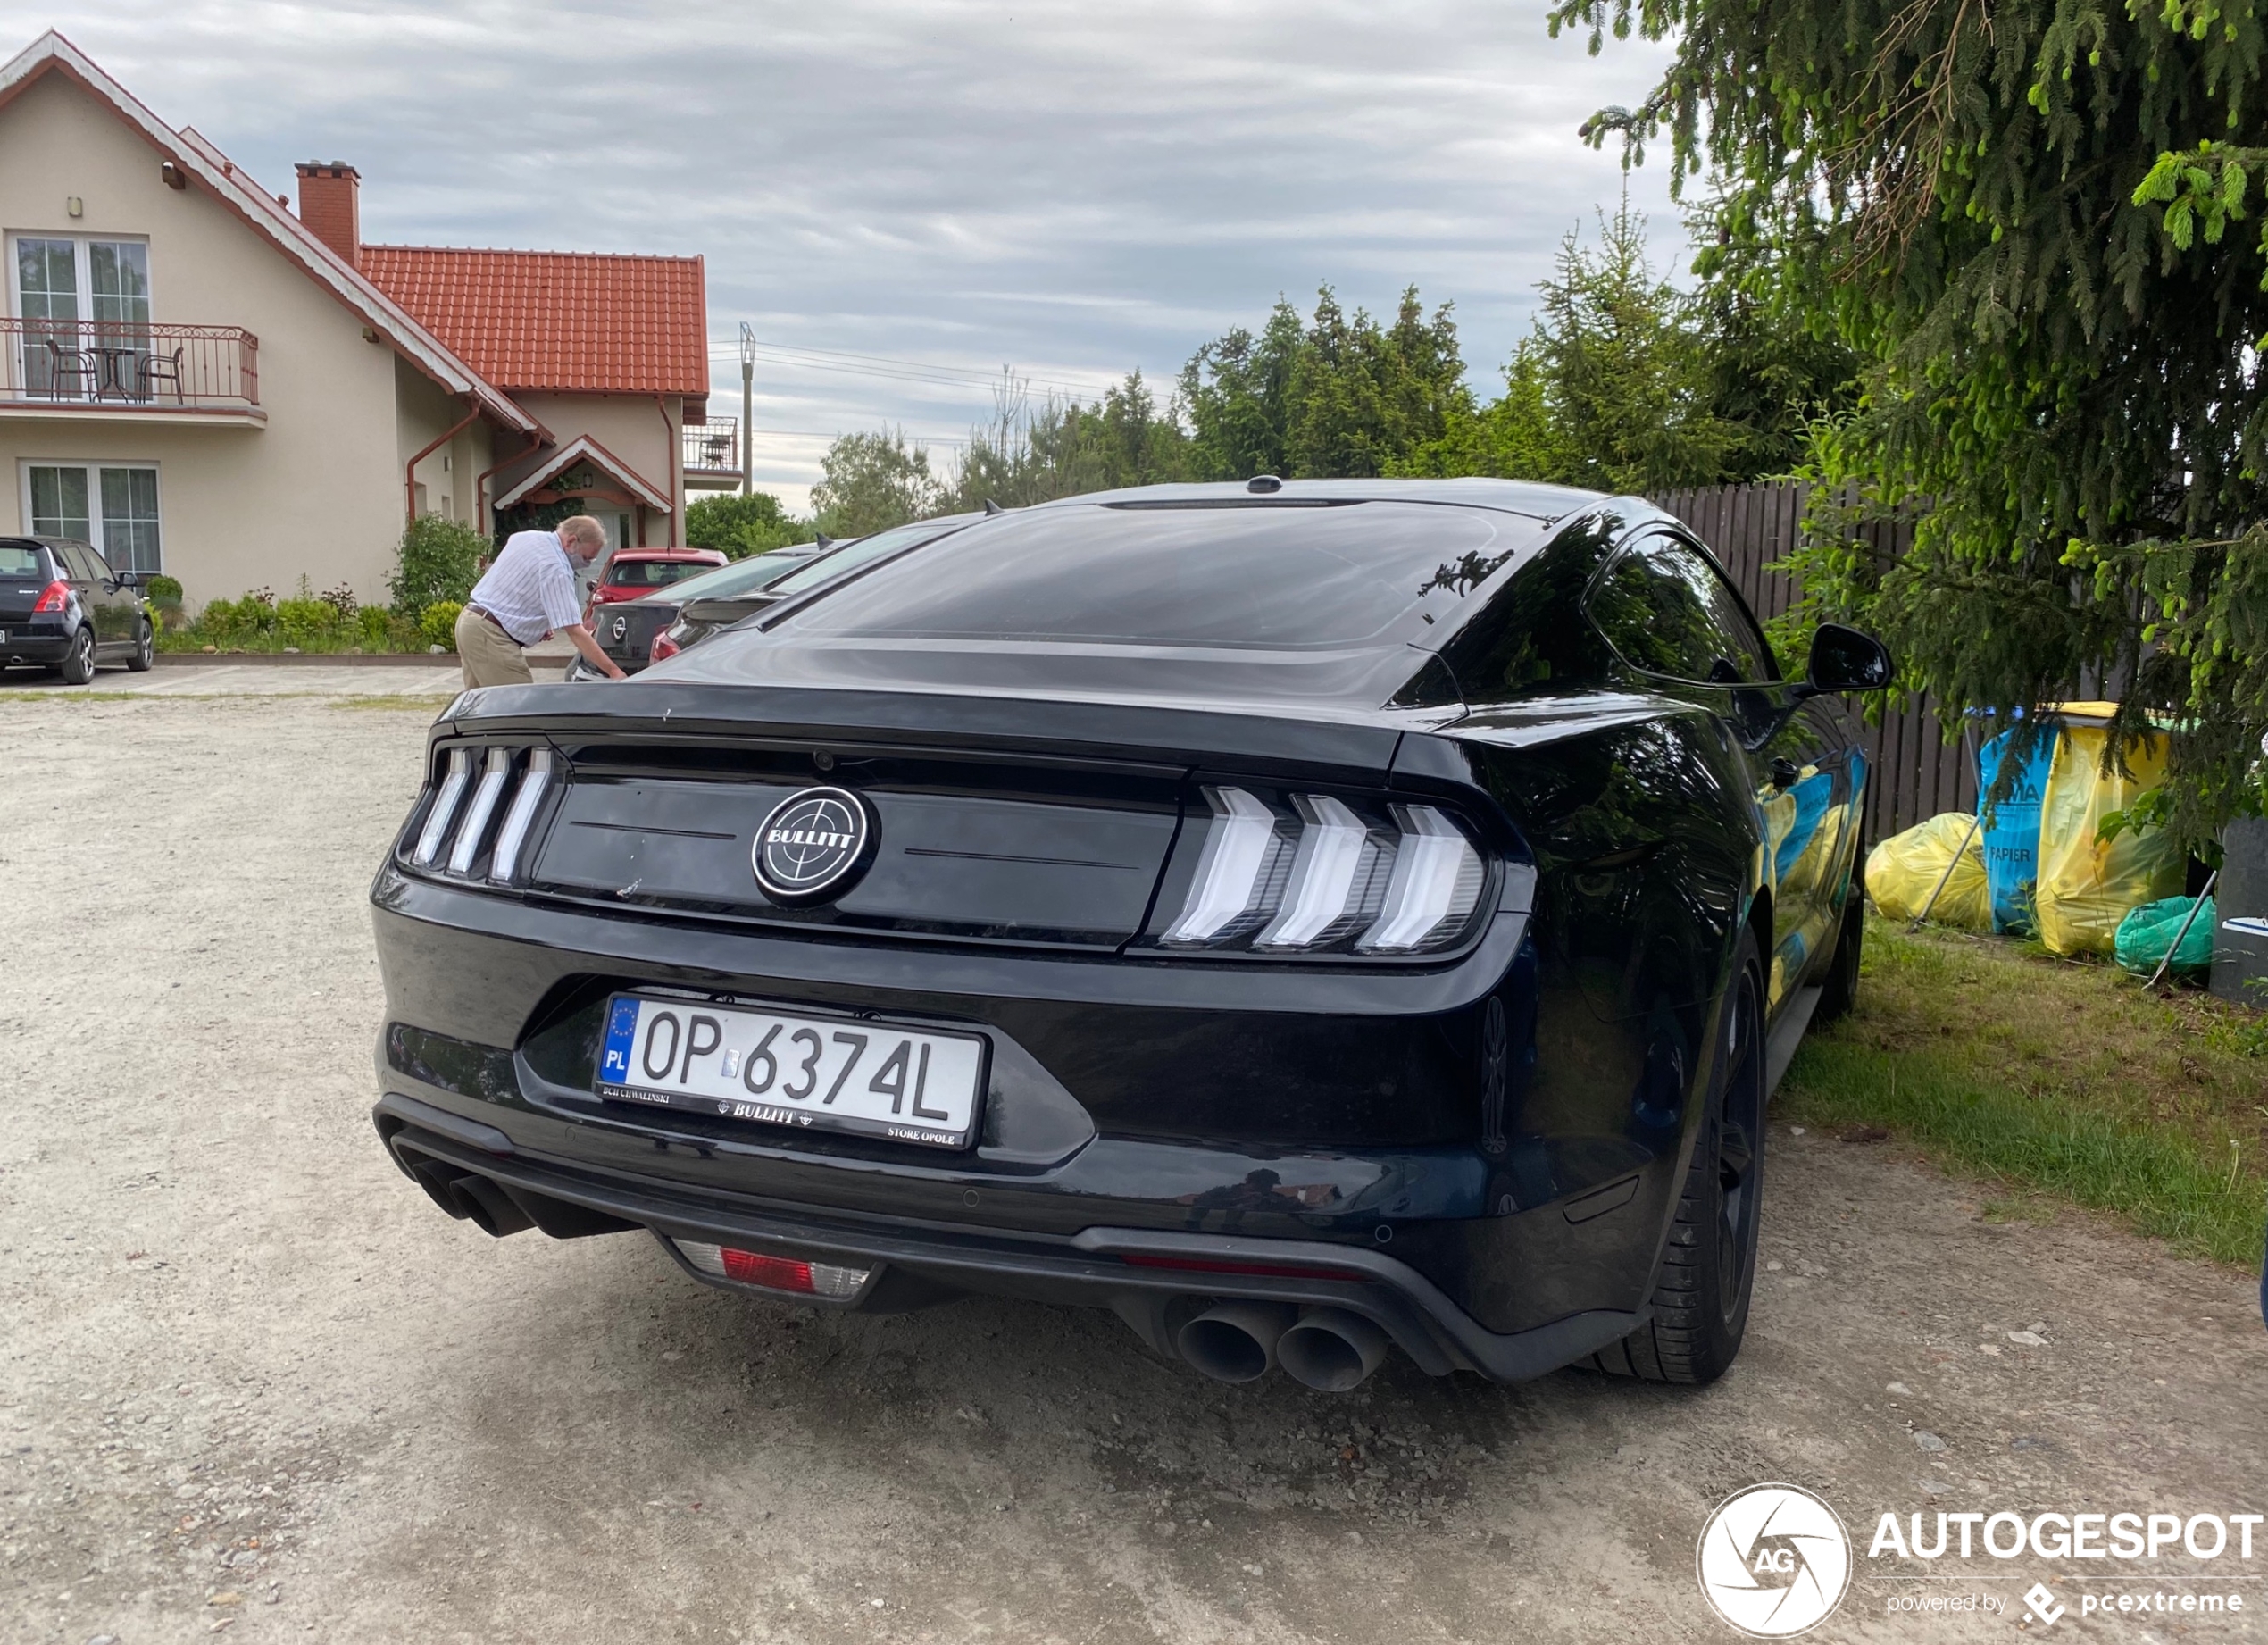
8,2,1680,508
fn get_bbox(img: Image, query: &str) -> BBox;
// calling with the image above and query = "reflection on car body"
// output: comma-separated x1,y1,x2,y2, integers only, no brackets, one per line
371,478,1889,1394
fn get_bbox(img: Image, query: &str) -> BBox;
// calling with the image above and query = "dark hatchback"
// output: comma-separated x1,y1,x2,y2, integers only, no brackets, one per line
370,479,1889,1392
0,536,154,682
582,547,821,677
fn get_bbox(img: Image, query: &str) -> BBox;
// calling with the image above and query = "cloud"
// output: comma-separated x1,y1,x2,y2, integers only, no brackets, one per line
9,1,1682,505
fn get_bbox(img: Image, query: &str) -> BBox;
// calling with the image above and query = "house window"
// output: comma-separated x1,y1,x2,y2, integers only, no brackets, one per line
23,463,163,572
10,235,153,398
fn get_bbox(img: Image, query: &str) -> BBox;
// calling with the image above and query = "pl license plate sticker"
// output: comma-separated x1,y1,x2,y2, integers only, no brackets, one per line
596,995,984,1149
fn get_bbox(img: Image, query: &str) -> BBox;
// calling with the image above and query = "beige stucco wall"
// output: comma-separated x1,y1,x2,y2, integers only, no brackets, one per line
396,355,490,536
0,72,501,606
504,391,681,546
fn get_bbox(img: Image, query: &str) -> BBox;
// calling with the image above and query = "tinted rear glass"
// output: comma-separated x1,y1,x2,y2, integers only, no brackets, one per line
608,559,713,588
0,545,46,579
789,503,1531,649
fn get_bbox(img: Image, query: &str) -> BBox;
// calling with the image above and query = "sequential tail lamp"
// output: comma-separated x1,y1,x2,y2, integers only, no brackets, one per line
413,747,472,866
31,580,68,614
488,749,554,883
446,747,515,876
1160,786,1486,955
673,1240,871,1298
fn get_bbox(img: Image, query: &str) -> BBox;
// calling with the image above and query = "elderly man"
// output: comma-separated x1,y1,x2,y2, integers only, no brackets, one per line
455,515,627,688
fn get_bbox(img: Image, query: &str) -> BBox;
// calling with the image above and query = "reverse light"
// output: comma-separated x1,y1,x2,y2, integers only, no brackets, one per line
1356,805,1486,954
488,749,554,883
1162,787,1288,945
673,1240,870,1298
446,747,514,876
31,580,68,614
412,748,472,866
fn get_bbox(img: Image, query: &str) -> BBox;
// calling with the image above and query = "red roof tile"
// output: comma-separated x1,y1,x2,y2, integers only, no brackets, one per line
360,246,710,397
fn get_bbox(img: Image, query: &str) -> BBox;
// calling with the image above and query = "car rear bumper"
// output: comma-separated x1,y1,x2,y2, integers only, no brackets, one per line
1,627,69,666
373,1089,1643,1381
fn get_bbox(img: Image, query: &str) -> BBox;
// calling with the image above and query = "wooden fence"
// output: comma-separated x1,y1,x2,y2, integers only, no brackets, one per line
1647,482,1971,842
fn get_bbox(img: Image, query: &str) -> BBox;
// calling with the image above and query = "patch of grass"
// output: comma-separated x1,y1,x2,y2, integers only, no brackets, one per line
1782,915,2268,1269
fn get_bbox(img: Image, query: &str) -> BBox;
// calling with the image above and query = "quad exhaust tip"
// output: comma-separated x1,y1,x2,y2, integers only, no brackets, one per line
1176,1302,1391,1391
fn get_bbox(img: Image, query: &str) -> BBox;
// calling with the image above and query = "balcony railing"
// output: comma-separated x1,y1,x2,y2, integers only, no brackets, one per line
1,319,260,413
682,415,744,488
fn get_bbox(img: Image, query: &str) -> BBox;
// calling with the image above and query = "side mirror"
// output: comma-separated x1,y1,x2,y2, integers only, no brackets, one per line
1802,623,1894,695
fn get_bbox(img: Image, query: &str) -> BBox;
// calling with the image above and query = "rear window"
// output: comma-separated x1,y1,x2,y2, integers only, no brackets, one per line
788,503,1531,649
653,551,813,601
0,544,46,579
607,558,712,589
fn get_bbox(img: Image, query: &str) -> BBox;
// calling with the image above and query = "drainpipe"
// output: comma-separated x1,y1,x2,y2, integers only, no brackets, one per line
406,403,480,528
655,397,678,547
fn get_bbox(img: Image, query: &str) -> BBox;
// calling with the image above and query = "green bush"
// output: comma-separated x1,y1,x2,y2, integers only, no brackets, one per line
144,573,184,608
275,597,346,648
357,605,392,646
389,516,486,617
421,600,464,651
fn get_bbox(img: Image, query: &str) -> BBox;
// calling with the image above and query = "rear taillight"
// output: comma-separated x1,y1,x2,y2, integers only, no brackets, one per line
405,744,560,883
673,1240,870,1298
1157,786,1486,956
650,630,681,662
31,580,68,614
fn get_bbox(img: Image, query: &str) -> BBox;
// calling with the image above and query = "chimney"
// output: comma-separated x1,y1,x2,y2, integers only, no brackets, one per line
294,162,361,269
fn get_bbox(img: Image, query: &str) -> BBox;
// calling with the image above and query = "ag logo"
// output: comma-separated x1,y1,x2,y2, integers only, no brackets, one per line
1696,1482,1852,1637
752,786,874,904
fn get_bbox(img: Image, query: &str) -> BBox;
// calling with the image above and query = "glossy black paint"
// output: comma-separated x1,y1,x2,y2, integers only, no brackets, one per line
0,536,148,674
371,478,1876,1382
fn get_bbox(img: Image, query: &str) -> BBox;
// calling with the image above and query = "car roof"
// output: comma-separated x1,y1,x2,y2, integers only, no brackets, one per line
1026,476,1613,520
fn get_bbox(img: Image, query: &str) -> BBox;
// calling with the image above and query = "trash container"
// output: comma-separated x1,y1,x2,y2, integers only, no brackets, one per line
2214,816,2268,1011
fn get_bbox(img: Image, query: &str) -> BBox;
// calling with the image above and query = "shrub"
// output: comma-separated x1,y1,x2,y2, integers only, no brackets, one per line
389,516,485,617
275,597,344,649
144,573,184,609
318,582,359,622
357,605,392,647
421,600,464,651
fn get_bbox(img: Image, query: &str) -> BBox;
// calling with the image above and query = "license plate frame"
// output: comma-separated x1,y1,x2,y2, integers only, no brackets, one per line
595,993,988,1151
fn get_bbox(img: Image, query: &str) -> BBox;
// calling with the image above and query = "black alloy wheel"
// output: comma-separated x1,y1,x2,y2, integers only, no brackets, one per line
126,618,154,673
55,626,96,686
1580,931,1766,1384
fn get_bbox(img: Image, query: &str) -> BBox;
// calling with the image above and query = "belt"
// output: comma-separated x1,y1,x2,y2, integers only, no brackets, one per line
466,605,514,639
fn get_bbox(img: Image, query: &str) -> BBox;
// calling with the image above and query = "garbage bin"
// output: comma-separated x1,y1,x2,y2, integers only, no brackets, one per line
2214,816,2268,1010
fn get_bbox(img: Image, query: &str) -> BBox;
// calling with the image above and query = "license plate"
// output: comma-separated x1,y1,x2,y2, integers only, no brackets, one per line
596,994,986,1149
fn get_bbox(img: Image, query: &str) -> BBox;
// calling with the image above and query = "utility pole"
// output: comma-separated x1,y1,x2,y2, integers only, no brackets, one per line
739,323,755,497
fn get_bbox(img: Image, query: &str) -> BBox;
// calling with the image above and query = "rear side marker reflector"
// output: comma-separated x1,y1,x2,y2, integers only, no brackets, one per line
673,1240,870,1298
1121,1253,1372,1282
1162,786,1485,955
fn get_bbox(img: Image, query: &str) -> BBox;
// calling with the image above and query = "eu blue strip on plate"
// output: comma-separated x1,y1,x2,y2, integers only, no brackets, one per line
599,997,639,1085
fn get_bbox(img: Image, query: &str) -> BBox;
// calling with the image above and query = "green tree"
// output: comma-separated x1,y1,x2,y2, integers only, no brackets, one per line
1180,287,1467,480
948,371,1190,509
1554,0,2268,842
685,491,808,558
1397,202,1747,491
810,428,948,537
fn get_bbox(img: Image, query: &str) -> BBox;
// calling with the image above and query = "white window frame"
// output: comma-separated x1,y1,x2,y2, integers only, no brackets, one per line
9,233,155,403
18,459,163,573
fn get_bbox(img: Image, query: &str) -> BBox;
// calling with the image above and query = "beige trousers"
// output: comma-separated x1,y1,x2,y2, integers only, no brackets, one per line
454,606,533,689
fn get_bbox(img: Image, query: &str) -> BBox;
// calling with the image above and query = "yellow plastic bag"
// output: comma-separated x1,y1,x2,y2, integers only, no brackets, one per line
1865,812,1992,930
2032,718,2183,956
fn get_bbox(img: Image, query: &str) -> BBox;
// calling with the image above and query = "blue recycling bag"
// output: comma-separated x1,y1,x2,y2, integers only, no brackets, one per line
1978,726,2054,935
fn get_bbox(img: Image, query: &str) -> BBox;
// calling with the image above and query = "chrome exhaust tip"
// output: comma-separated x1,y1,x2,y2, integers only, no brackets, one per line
1278,1307,1390,1392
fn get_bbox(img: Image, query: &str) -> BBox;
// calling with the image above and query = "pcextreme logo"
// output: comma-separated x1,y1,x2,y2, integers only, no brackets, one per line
1697,1483,1855,1637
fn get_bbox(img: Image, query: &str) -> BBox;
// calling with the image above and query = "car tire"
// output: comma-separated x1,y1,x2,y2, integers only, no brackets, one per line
1580,929,1764,1386
125,618,154,673
1813,871,1864,1024
54,625,96,686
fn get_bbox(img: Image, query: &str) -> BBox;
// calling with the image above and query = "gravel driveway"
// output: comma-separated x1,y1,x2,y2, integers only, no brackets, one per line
3,693,2263,1644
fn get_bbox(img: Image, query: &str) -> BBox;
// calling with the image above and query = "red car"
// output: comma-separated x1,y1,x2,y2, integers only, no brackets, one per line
581,548,728,622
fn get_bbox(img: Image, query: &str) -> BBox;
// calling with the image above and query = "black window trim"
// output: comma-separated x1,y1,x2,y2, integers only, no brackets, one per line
1582,527,1783,687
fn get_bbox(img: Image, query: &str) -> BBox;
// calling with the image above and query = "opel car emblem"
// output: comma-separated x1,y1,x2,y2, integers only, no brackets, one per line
611,614,628,641
752,786,874,903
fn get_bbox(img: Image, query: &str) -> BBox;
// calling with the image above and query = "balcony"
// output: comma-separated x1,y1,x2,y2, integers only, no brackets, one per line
682,415,744,489
0,319,263,425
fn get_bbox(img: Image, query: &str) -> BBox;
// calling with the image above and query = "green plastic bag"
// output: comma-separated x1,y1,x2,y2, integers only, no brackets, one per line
2113,895,2217,978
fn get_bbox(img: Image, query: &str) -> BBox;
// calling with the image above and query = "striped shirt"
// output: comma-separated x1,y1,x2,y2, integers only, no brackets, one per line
466,530,586,646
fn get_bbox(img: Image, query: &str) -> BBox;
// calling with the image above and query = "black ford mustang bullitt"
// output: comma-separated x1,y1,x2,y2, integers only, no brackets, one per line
371,478,1890,1392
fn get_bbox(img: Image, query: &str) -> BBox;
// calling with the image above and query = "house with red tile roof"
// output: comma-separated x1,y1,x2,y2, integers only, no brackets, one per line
0,31,739,605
